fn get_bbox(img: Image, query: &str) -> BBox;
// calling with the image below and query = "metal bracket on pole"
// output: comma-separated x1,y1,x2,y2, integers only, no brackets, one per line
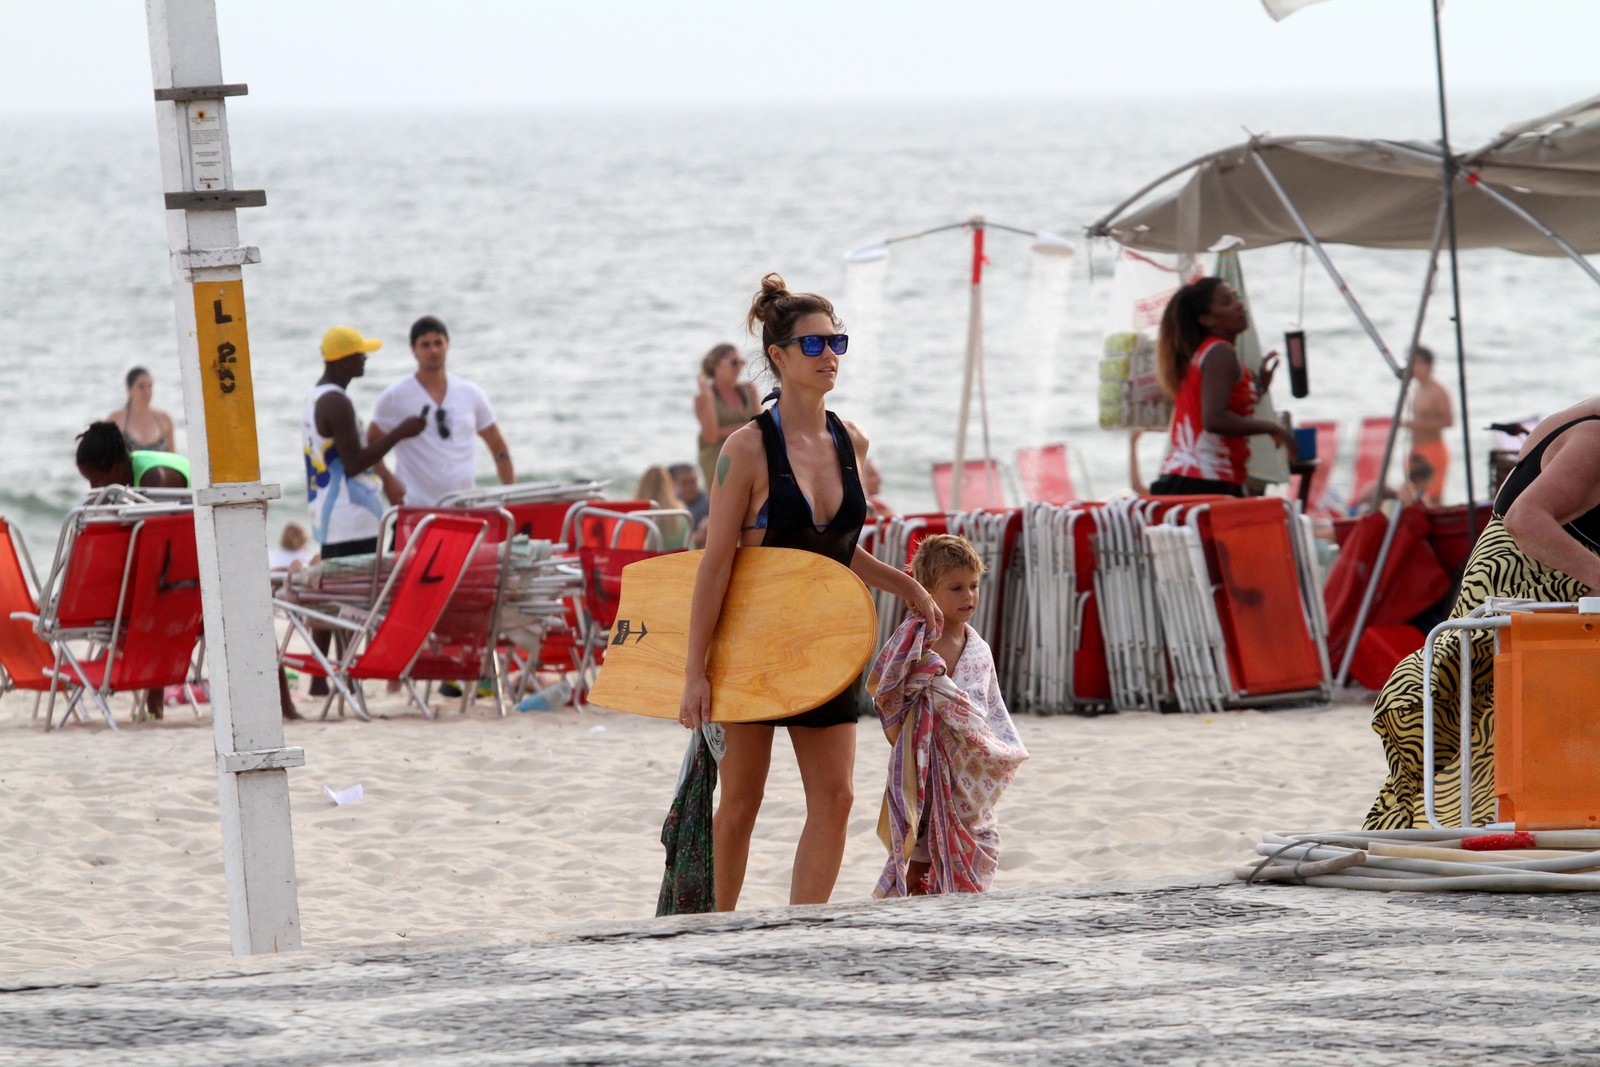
195,483,281,507
220,747,307,775
175,247,261,273
155,83,248,100
165,190,267,210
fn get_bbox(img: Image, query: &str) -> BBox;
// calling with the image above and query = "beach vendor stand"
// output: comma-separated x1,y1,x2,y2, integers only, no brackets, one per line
1088,94,1600,685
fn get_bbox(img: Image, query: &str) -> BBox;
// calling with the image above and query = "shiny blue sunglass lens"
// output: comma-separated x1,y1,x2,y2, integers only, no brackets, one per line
796,334,848,356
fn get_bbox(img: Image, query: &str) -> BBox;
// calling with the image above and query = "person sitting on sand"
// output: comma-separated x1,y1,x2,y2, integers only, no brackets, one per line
668,463,711,547
75,424,302,722
633,465,691,549
869,534,1028,897
268,522,316,572
862,457,895,518
678,272,940,911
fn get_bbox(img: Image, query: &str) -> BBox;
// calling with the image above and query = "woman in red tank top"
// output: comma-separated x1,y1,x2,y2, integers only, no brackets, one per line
1149,277,1295,497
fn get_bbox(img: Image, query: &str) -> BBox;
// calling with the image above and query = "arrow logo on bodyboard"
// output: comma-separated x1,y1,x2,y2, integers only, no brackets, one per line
611,619,648,645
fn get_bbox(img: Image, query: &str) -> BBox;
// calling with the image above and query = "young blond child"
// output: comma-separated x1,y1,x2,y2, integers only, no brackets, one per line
868,534,1028,897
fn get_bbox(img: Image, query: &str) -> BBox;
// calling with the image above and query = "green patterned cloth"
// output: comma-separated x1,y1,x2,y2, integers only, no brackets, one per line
656,727,721,916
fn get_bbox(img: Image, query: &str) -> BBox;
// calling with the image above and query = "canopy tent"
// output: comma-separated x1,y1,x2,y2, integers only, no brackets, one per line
1085,92,1600,688
1090,94,1600,261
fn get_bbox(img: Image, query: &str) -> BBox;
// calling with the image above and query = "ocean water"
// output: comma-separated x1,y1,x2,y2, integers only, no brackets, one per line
3,88,1596,559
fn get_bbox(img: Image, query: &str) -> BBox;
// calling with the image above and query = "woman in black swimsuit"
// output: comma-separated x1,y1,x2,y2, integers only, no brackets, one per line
1365,400,1600,829
679,273,940,910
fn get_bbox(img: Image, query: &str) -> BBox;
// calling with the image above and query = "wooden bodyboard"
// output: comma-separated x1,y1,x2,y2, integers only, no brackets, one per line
587,548,878,722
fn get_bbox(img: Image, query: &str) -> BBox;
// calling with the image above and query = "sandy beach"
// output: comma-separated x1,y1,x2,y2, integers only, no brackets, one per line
0,686,1386,979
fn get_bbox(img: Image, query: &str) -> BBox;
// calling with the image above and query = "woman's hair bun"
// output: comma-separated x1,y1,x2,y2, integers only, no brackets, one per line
747,272,790,333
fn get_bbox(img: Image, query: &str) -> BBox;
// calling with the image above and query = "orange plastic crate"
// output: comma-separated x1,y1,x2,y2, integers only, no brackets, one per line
1494,612,1600,829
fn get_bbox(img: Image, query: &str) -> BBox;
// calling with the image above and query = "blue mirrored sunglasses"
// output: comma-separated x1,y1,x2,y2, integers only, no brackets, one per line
774,333,849,357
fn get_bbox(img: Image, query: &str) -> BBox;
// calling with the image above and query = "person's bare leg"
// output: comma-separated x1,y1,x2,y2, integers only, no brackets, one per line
713,724,772,912
787,722,856,905
309,627,332,697
279,667,301,721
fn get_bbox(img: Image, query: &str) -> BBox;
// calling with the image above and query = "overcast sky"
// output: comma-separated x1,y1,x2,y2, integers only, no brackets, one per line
1,0,1595,113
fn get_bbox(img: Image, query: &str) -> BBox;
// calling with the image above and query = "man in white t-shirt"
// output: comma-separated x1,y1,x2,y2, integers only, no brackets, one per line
368,315,516,506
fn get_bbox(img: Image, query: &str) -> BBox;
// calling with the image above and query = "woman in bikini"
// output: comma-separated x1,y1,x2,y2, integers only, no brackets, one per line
107,366,177,453
694,342,761,493
679,273,941,910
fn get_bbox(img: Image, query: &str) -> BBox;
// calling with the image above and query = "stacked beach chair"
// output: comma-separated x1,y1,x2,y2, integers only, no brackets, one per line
1009,494,1331,716
1017,501,1113,714
1141,497,1332,713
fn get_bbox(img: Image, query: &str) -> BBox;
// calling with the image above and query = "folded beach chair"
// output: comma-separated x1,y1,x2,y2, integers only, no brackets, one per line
932,459,1007,511
566,506,689,700
379,505,516,715
1144,497,1331,713
276,513,491,720
1015,444,1078,505
1349,415,1397,511
0,517,57,713
44,509,205,730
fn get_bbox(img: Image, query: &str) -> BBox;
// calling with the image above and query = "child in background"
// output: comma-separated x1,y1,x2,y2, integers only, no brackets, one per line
268,522,316,572
868,534,1028,897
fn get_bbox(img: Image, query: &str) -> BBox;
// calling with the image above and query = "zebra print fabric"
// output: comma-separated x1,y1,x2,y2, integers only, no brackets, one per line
1363,515,1588,829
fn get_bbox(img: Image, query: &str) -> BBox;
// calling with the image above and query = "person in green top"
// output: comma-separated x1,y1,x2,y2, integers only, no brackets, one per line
72,421,301,722
76,421,190,490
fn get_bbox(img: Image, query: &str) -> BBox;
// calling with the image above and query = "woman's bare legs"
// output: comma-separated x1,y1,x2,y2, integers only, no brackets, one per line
787,722,857,905
713,723,773,912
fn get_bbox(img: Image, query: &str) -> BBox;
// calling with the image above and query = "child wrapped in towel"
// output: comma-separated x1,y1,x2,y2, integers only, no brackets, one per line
869,534,1028,897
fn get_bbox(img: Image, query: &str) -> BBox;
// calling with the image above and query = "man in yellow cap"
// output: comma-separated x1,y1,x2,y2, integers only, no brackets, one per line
302,325,426,558
300,326,428,698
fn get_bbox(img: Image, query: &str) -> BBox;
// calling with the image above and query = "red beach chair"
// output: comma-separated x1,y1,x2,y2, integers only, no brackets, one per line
1350,416,1396,510
1016,444,1077,505
50,511,205,730
932,459,1006,511
0,517,56,706
277,514,491,720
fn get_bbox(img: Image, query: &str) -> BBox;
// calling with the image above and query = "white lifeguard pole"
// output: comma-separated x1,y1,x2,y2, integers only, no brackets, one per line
145,0,303,955
949,218,987,509
846,218,1071,510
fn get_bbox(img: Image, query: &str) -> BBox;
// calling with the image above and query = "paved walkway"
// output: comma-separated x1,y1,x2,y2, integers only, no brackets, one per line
4,878,1600,1065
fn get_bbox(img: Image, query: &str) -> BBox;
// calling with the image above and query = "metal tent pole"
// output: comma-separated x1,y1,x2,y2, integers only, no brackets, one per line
1430,0,1477,525
1333,205,1449,689
145,0,302,956
1249,147,1404,379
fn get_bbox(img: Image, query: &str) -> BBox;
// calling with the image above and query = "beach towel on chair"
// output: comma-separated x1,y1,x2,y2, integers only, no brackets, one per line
869,616,1028,897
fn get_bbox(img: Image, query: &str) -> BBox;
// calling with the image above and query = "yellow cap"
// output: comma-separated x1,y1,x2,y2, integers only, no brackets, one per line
321,325,383,362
